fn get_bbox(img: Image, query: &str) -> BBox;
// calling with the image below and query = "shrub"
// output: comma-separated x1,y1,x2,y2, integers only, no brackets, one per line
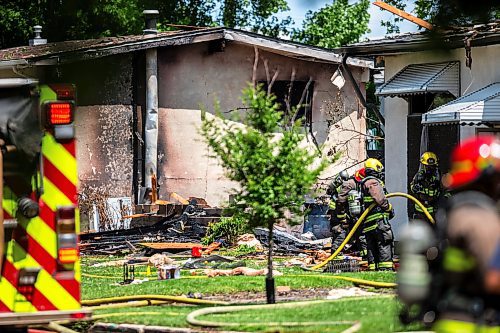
202,216,249,246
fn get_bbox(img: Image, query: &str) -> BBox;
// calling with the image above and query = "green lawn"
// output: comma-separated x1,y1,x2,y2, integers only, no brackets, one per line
78,255,423,332
81,256,395,300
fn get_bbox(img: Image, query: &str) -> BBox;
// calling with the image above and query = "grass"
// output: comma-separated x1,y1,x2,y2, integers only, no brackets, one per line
81,256,395,300
195,296,423,332
78,255,423,332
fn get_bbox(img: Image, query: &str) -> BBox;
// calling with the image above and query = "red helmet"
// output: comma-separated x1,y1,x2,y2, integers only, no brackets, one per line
354,168,366,182
443,135,500,190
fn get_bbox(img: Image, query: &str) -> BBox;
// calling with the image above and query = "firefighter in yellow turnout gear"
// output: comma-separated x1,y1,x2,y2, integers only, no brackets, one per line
410,152,447,223
338,159,394,270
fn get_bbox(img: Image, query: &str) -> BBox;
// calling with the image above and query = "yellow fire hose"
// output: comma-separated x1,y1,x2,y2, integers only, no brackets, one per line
311,192,434,270
186,295,394,331
82,295,228,307
46,322,79,333
85,300,169,310
286,274,396,288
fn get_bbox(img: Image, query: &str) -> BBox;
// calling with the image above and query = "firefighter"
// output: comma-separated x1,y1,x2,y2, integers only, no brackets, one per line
326,171,349,202
334,168,368,260
359,158,394,271
328,171,349,248
410,151,446,223
430,135,500,332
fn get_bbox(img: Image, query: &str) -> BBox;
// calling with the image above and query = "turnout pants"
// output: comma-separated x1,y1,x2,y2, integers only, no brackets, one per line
365,219,394,270
331,225,367,260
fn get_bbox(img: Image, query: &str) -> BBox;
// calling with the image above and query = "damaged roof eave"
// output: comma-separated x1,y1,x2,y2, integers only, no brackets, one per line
0,28,372,69
337,31,500,57
18,28,227,66
223,30,372,68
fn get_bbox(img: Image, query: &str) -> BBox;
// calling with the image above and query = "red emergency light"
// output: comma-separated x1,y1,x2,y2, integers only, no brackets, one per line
56,206,78,265
46,102,73,125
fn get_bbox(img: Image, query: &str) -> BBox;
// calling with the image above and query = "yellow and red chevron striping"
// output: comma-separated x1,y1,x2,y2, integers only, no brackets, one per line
10,224,56,273
37,200,56,230
1,133,80,313
0,299,10,311
41,135,77,187
2,259,57,311
42,157,77,204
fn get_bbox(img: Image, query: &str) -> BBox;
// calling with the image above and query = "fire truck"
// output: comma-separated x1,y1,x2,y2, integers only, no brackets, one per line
0,78,89,328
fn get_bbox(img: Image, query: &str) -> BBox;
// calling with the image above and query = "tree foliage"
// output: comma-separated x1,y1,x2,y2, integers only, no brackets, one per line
292,0,370,48
0,0,292,49
0,0,144,48
218,0,293,38
201,85,326,229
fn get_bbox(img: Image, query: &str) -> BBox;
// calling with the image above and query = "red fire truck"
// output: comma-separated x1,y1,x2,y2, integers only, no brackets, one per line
0,78,89,329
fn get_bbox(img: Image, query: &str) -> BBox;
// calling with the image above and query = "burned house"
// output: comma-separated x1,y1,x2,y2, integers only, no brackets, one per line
339,22,500,237
0,21,371,231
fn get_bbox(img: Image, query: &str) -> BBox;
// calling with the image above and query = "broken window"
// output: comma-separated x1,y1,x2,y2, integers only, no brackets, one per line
259,80,314,125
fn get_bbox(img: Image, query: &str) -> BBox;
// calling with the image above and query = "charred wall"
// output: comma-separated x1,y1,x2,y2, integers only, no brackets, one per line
46,54,135,230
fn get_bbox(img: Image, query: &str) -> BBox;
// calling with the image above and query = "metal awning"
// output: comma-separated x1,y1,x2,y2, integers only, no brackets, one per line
422,82,500,125
376,61,460,97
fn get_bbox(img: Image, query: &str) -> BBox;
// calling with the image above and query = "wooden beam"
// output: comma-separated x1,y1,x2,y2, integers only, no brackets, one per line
171,192,189,205
373,1,433,30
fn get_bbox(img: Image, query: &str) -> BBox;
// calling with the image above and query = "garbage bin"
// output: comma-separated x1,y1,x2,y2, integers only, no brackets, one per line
303,203,331,239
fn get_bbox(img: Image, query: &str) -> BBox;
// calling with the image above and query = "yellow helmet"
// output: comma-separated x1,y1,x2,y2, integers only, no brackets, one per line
364,158,383,173
420,152,438,166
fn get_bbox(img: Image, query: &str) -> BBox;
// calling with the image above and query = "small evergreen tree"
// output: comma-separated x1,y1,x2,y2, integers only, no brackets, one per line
200,84,326,303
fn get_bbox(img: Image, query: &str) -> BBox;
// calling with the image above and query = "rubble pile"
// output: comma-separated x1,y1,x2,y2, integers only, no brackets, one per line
79,197,231,255
253,227,330,254
79,206,211,255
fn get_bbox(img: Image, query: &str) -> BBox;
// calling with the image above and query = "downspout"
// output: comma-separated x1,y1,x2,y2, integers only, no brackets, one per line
341,54,385,126
143,10,159,189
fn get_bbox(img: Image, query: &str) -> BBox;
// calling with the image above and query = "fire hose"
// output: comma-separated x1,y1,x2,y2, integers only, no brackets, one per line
311,192,434,270
81,295,229,307
186,295,394,331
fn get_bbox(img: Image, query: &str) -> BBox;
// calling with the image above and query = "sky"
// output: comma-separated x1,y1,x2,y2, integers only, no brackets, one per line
276,0,420,39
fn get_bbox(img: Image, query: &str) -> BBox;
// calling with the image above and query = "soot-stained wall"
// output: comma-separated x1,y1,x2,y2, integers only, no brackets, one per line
46,55,135,230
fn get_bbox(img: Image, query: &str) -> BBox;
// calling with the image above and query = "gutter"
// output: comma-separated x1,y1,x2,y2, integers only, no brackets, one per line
0,59,29,69
341,54,385,125
0,78,38,88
